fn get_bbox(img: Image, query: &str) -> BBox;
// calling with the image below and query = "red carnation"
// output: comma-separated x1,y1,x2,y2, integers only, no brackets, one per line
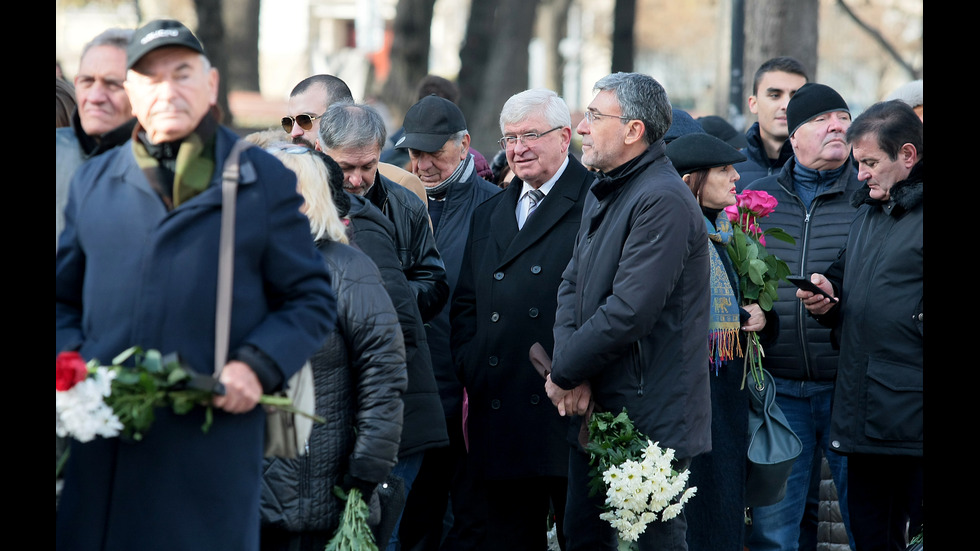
56,351,89,391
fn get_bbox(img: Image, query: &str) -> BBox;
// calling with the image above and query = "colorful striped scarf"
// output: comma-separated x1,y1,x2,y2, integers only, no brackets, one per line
706,210,743,372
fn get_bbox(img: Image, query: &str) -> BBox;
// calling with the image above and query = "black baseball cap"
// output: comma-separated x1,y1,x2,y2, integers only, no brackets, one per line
127,19,205,70
394,95,467,152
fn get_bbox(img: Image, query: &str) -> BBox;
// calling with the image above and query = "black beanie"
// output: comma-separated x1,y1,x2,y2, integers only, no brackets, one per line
786,83,849,137
666,133,747,176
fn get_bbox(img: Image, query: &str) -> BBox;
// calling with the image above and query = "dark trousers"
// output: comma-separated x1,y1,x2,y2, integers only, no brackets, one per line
564,444,690,551
480,475,567,551
400,414,483,551
846,453,923,551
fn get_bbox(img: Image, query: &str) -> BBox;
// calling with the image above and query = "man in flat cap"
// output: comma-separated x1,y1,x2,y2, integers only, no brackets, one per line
55,19,336,551
742,82,860,551
394,94,500,550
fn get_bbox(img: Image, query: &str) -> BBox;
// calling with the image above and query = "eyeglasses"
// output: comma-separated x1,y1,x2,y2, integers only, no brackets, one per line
281,113,320,133
498,126,563,149
583,110,631,124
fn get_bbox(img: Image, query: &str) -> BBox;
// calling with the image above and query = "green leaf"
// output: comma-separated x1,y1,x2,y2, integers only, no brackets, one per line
764,228,796,245
111,346,140,366
747,258,767,285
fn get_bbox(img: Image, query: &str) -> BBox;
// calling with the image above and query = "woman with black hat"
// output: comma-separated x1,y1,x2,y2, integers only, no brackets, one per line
665,132,779,551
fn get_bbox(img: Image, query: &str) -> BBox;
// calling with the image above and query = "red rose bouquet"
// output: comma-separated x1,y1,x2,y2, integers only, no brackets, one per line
724,190,795,388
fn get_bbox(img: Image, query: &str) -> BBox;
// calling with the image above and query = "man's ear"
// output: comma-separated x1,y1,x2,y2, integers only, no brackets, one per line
623,120,646,146
900,143,918,168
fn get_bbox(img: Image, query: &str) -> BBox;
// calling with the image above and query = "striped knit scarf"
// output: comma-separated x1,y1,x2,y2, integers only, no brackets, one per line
706,210,743,373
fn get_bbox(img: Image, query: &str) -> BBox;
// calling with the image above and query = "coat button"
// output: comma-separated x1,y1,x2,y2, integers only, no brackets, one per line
494,271,505,280
491,399,501,410
490,312,500,322
530,394,540,405
916,313,923,321
528,307,539,318
488,356,498,366
831,440,841,449
530,265,542,274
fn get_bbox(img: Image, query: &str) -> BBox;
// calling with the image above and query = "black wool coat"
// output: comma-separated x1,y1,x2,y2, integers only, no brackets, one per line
450,154,593,479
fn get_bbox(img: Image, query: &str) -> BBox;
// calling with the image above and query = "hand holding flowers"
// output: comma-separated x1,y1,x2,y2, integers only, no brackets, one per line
56,347,323,476
723,190,795,388
585,409,697,549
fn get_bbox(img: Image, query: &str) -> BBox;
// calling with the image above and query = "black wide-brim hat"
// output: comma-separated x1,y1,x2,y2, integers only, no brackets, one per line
127,19,205,70
394,95,467,153
666,132,747,176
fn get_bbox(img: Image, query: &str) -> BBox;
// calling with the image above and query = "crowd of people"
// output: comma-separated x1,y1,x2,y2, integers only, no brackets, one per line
56,18,923,551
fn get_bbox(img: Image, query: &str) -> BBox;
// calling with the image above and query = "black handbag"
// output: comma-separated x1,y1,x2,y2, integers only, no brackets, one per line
745,368,803,507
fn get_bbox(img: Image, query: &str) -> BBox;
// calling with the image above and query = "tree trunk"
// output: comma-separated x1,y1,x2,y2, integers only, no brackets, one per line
742,0,819,96
538,0,573,95
193,0,234,126
458,0,541,158
611,0,635,73
222,0,261,92
379,0,437,123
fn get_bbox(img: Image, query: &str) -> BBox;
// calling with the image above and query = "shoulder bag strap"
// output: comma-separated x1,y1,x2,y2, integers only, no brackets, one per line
214,139,255,377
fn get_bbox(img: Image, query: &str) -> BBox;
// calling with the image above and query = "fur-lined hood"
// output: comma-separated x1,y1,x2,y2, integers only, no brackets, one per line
850,160,923,213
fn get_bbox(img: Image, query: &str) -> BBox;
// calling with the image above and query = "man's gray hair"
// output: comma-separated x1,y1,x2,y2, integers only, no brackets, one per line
499,88,571,134
593,72,672,145
81,28,134,60
318,102,387,151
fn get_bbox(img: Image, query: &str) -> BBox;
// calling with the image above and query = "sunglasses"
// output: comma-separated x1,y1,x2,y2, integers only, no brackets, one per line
281,113,320,133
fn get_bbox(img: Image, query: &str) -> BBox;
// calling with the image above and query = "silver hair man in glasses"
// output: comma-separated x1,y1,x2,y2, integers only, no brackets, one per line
450,87,595,550
545,72,711,551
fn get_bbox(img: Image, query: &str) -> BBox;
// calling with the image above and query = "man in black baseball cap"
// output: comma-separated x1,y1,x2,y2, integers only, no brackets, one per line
57,17,337,551
126,18,205,71
391,94,500,550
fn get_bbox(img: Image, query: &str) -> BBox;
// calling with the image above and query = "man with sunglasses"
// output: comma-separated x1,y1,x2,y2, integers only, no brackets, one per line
544,72,711,551
449,88,594,550
284,74,430,211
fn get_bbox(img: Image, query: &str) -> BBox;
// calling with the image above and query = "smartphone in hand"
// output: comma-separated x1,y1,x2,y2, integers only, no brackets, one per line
786,276,838,302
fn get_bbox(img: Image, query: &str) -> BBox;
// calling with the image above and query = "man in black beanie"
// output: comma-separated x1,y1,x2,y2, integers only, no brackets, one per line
742,82,860,551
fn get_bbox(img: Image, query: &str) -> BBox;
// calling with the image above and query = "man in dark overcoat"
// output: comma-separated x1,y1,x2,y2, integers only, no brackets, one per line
451,88,593,550
55,19,336,551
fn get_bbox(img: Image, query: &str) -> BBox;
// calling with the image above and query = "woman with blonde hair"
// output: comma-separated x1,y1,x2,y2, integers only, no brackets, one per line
259,144,407,550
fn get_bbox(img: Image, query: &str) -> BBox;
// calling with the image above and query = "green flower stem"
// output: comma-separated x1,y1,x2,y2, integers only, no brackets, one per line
259,395,326,424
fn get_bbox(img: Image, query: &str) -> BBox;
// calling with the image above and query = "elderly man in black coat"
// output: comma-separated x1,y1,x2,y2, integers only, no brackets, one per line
450,88,594,551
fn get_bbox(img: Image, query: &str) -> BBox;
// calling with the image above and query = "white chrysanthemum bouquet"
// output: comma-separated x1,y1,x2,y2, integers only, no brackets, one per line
585,409,697,548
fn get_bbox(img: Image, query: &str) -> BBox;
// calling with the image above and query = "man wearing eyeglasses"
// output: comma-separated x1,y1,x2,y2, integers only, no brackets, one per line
284,74,430,211
393,94,500,551
449,88,594,551
544,73,711,551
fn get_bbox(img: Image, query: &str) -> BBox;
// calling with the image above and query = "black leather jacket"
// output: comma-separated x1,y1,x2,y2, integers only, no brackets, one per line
346,194,450,456
366,173,449,323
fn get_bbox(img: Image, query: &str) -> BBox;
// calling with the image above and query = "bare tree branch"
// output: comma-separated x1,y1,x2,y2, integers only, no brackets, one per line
835,0,920,79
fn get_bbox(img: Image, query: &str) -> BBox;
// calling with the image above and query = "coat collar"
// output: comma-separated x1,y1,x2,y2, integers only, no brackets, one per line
849,159,923,213
490,154,591,267
591,141,665,201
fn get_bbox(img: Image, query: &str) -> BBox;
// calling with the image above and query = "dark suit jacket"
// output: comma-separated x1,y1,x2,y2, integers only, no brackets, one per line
449,154,594,479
